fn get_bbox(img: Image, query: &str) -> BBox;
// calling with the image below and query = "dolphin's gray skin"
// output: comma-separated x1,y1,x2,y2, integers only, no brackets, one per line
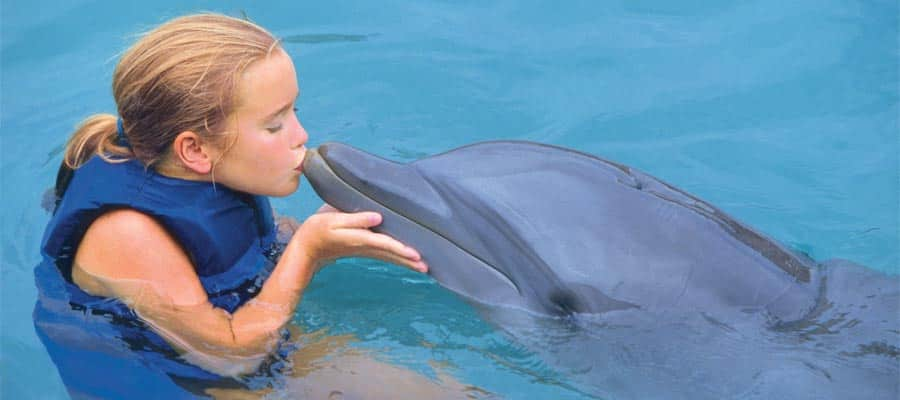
303,141,820,322
301,141,899,399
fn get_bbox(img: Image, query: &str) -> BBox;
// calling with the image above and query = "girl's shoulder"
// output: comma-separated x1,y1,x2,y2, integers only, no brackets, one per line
72,207,208,306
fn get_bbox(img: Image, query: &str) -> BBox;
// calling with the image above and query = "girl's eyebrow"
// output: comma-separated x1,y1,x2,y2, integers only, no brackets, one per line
263,93,299,122
264,101,294,122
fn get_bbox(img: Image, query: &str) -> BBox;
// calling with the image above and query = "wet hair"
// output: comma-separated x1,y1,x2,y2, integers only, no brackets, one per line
61,13,281,172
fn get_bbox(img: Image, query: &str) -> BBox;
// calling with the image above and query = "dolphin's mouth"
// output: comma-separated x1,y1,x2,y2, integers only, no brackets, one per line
303,145,521,294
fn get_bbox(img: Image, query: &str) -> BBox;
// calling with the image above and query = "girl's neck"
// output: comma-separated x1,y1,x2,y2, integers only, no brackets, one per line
154,160,212,183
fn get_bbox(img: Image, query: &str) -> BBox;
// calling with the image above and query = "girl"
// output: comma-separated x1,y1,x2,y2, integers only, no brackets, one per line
35,13,455,399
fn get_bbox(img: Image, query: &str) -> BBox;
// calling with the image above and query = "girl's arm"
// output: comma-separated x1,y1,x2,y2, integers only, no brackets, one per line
70,206,426,376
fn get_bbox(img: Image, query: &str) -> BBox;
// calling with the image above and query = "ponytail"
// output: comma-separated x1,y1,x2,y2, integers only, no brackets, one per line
52,114,135,204
62,114,133,169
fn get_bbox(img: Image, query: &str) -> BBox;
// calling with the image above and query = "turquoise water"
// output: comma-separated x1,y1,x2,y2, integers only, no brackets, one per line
2,1,897,398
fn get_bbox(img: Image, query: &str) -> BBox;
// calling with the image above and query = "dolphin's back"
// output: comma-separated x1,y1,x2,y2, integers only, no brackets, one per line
408,141,819,319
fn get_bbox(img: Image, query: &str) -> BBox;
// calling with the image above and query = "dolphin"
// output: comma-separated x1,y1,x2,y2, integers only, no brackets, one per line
302,140,821,322
301,140,899,399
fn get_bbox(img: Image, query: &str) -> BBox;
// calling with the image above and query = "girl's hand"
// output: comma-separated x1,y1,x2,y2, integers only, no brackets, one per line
295,203,429,274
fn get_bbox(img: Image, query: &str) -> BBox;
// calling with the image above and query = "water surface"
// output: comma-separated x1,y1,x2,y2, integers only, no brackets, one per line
2,1,897,398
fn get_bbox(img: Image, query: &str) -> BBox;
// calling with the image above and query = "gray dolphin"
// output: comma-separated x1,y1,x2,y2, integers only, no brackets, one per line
301,140,898,399
303,140,821,322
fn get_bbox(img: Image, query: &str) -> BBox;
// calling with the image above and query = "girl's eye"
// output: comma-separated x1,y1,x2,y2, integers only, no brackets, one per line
266,107,298,132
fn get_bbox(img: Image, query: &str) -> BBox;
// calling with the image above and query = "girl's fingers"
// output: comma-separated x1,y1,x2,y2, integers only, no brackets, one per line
330,211,382,229
312,209,427,271
329,229,425,270
363,249,429,273
339,229,420,260
363,232,420,260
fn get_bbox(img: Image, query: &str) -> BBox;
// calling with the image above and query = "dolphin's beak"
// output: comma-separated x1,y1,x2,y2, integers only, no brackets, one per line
302,144,347,193
302,145,351,212
302,146,321,174
301,143,349,178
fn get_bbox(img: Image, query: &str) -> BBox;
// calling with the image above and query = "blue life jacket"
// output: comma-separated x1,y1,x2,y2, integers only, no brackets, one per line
33,156,282,399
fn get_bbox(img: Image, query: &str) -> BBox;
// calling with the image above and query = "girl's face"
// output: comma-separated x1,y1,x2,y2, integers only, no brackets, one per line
212,48,308,197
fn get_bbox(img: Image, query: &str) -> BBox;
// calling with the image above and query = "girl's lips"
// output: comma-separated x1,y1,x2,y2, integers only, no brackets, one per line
294,149,307,172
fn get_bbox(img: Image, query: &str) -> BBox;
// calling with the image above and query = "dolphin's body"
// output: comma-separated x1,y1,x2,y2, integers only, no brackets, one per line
302,141,898,398
304,141,820,321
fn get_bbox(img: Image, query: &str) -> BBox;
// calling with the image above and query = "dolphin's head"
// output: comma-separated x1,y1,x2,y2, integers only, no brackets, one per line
302,142,636,317
302,143,524,310
303,143,449,230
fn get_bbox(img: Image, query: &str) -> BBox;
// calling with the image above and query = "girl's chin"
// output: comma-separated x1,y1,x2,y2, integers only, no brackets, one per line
271,177,302,197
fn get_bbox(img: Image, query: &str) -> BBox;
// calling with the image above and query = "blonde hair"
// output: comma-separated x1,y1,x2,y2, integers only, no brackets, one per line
62,13,280,170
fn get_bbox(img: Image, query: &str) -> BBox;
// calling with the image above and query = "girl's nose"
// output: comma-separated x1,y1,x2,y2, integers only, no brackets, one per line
291,115,309,149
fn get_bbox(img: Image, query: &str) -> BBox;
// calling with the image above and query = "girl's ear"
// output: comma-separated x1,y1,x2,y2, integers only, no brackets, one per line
171,131,214,174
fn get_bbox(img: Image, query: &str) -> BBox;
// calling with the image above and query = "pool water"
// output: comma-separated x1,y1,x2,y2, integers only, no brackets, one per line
2,1,897,399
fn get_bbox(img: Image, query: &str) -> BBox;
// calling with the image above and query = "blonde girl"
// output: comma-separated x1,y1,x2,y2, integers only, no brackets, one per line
35,13,443,398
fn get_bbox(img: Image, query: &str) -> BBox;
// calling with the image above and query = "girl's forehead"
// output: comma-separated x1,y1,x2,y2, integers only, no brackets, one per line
234,50,298,114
